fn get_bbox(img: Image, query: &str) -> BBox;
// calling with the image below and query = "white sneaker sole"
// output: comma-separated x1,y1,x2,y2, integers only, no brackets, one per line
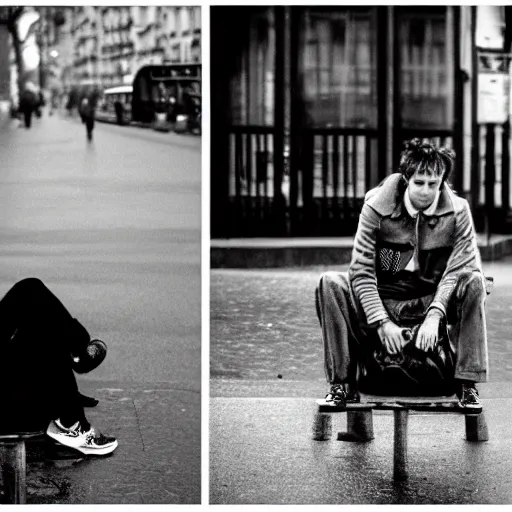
75,438,118,456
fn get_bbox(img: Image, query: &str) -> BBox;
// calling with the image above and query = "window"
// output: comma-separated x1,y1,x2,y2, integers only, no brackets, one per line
299,8,378,128
398,7,454,130
230,7,275,126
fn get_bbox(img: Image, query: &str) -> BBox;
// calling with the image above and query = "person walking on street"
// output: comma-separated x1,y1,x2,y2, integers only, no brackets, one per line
18,82,39,129
79,88,99,142
316,139,489,412
0,277,118,456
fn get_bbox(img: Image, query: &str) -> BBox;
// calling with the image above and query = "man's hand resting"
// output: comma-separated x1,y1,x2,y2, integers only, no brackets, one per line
377,320,405,355
415,312,442,352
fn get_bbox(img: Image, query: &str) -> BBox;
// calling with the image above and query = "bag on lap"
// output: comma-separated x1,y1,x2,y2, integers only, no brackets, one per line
358,323,456,397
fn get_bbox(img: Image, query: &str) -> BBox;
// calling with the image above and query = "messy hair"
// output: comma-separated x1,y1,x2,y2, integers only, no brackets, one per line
399,139,455,184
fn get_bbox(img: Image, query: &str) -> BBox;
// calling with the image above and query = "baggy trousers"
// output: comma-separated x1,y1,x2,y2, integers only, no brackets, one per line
316,271,489,386
0,278,91,431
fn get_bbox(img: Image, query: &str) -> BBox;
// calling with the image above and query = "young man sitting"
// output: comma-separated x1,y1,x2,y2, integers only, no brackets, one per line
316,139,488,411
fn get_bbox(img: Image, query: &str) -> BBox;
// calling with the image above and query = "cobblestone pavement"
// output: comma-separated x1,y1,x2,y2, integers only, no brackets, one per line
211,258,512,383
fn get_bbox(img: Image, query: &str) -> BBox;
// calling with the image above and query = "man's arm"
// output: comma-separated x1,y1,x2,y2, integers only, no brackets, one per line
348,203,389,327
427,200,482,316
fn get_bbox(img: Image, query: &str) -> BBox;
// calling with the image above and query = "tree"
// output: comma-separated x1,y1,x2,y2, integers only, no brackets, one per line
0,7,26,101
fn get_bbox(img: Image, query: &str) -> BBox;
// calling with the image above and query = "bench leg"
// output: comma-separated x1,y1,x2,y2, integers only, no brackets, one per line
465,412,489,442
313,412,332,441
338,410,374,442
394,409,409,481
1,440,27,504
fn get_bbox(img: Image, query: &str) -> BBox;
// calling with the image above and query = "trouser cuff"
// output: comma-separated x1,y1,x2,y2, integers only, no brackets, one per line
454,370,487,383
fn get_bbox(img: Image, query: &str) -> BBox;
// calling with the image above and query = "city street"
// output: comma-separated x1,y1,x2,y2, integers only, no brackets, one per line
0,111,201,503
210,260,512,504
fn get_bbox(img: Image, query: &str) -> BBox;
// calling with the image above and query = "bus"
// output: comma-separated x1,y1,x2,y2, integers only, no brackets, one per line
96,85,133,125
131,63,201,130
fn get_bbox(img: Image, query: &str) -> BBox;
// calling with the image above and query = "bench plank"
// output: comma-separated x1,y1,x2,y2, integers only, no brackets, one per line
316,397,481,414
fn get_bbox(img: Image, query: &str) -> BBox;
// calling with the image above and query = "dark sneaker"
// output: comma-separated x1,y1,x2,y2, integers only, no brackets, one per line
325,383,360,407
72,339,107,374
76,428,118,456
46,419,118,456
458,384,482,412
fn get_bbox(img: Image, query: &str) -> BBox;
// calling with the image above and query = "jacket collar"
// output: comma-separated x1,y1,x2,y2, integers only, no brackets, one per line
366,173,456,219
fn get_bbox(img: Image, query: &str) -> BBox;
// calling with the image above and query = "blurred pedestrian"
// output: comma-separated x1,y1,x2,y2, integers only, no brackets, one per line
18,82,39,129
0,277,118,456
79,88,99,142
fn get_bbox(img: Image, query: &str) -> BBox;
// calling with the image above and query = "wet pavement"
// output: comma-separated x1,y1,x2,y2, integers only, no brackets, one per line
210,259,512,504
0,110,201,503
211,382,512,504
19,379,200,504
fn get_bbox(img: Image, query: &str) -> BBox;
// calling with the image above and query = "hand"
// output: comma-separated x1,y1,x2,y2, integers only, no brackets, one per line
415,315,440,352
377,320,406,355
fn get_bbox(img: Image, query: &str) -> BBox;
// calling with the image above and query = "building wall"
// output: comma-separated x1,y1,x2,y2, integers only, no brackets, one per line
68,5,201,89
211,5,483,237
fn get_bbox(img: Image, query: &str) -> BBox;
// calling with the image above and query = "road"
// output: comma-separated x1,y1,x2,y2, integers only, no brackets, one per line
210,260,512,504
0,111,201,503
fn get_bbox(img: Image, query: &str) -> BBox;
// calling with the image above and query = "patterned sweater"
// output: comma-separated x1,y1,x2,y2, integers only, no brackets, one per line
348,173,483,327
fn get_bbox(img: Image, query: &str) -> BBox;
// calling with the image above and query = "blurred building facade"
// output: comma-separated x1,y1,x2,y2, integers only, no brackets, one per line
211,6,512,238
69,5,201,88
3,6,201,107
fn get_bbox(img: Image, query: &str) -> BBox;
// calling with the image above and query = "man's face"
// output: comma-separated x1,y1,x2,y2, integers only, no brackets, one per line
407,171,443,211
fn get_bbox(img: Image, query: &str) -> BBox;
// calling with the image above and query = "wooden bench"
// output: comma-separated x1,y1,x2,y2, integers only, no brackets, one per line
0,431,44,504
313,397,488,481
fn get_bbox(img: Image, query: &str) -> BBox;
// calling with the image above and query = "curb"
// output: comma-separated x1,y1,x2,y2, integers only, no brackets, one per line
211,235,512,268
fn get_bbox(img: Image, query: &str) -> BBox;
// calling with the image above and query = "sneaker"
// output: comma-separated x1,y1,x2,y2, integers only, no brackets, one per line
75,427,118,456
46,419,118,456
325,383,360,407
457,384,482,412
46,419,85,449
72,339,107,374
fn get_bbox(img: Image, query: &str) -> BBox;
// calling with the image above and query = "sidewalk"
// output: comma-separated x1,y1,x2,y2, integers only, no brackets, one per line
210,262,512,503
211,233,512,268
210,380,512,504
4,379,200,504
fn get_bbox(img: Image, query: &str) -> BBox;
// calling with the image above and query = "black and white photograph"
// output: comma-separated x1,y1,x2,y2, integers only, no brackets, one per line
210,5,512,504
0,5,201,504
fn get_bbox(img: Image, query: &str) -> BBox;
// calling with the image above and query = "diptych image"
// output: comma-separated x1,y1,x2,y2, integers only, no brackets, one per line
210,5,512,505
4,2,512,508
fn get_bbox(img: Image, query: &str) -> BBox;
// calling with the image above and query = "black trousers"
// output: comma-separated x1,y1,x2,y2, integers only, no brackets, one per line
85,117,95,140
0,278,90,432
23,110,32,128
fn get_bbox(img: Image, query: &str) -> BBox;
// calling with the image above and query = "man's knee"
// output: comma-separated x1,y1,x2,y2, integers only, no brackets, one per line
317,271,349,293
456,271,486,302
454,272,487,303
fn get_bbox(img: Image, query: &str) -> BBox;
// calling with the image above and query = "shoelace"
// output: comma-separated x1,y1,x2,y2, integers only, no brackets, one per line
326,385,346,401
463,387,479,403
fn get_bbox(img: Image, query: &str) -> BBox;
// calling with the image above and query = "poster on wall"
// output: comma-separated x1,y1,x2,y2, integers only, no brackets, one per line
477,52,511,124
